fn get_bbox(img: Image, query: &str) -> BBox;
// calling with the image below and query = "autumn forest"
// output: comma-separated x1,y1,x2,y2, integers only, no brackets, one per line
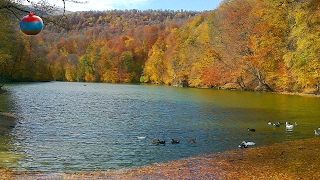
1,0,320,93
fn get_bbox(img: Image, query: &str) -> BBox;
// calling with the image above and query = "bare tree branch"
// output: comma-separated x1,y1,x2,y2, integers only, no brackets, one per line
0,0,87,32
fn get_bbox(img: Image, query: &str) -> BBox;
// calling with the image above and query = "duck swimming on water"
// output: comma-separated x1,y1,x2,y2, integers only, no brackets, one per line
273,123,280,127
238,142,248,148
152,140,159,145
247,128,255,132
286,122,294,130
238,141,255,148
171,139,180,144
136,136,146,140
158,139,166,145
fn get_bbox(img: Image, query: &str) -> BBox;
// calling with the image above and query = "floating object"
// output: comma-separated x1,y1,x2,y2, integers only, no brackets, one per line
247,128,255,132
20,12,43,35
268,121,272,125
315,130,320,136
171,139,180,144
137,136,146,140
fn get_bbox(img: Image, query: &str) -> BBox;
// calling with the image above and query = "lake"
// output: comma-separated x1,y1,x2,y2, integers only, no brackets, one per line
0,82,320,172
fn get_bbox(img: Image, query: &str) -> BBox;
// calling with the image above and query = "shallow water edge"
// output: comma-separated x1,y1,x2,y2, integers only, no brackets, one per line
1,137,319,179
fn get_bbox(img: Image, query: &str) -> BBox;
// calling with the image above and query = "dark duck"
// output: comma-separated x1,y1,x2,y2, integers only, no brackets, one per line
171,139,180,144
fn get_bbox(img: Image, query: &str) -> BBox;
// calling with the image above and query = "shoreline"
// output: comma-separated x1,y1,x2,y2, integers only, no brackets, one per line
0,137,319,179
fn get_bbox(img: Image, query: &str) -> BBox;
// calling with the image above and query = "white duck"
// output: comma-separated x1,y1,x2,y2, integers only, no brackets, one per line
238,141,255,148
136,136,146,140
315,130,320,136
244,141,256,146
286,122,294,130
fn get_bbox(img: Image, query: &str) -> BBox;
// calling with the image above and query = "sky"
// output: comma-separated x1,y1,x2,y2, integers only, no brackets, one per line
51,0,223,12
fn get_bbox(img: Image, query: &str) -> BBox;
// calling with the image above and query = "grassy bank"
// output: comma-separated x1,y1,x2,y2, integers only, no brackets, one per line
0,137,318,179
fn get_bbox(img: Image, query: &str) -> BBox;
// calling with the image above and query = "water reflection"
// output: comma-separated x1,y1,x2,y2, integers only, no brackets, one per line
0,105,22,168
2,82,320,171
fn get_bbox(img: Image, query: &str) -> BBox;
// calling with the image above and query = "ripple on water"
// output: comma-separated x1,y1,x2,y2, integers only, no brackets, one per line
3,82,320,171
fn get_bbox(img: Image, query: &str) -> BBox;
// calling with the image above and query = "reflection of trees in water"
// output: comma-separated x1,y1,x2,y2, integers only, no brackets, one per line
0,112,15,136
0,84,7,94
0,116,23,169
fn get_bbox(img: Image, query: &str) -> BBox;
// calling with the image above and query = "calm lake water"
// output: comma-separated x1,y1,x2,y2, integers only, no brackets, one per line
1,82,320,171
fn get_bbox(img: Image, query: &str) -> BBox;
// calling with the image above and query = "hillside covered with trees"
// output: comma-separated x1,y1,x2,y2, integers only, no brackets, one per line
1,0,320,93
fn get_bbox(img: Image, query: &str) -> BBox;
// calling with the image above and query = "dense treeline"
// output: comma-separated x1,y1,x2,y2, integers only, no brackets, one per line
1,0,320,93
44,9,197,83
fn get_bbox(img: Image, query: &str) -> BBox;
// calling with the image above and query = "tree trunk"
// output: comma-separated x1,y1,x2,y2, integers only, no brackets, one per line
236,76,246,90
252,67,273,92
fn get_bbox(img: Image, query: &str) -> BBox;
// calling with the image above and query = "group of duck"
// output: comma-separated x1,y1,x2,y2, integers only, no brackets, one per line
240,121,296,148
268,121,297,130
152,139,167,145
151,139,177,145
270,121,319,135
136,136,196,145
239,128,256,148
150,138,197,145
240,121,320,148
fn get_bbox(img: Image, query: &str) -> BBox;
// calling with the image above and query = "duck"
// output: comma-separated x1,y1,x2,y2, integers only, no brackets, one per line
286,122,294,130
247,128,256,132
268,121,272,125
238,141,248,148
152,140,159,145
274,122,284,126
171,139,180,144
315,130,320,136
273,123,280,127
158,139,166,145
188,138,197,143
137,136,146,140
238,141,255,148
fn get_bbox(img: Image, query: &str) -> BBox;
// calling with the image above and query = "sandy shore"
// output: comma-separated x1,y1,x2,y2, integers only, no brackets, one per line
0,137,318,180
